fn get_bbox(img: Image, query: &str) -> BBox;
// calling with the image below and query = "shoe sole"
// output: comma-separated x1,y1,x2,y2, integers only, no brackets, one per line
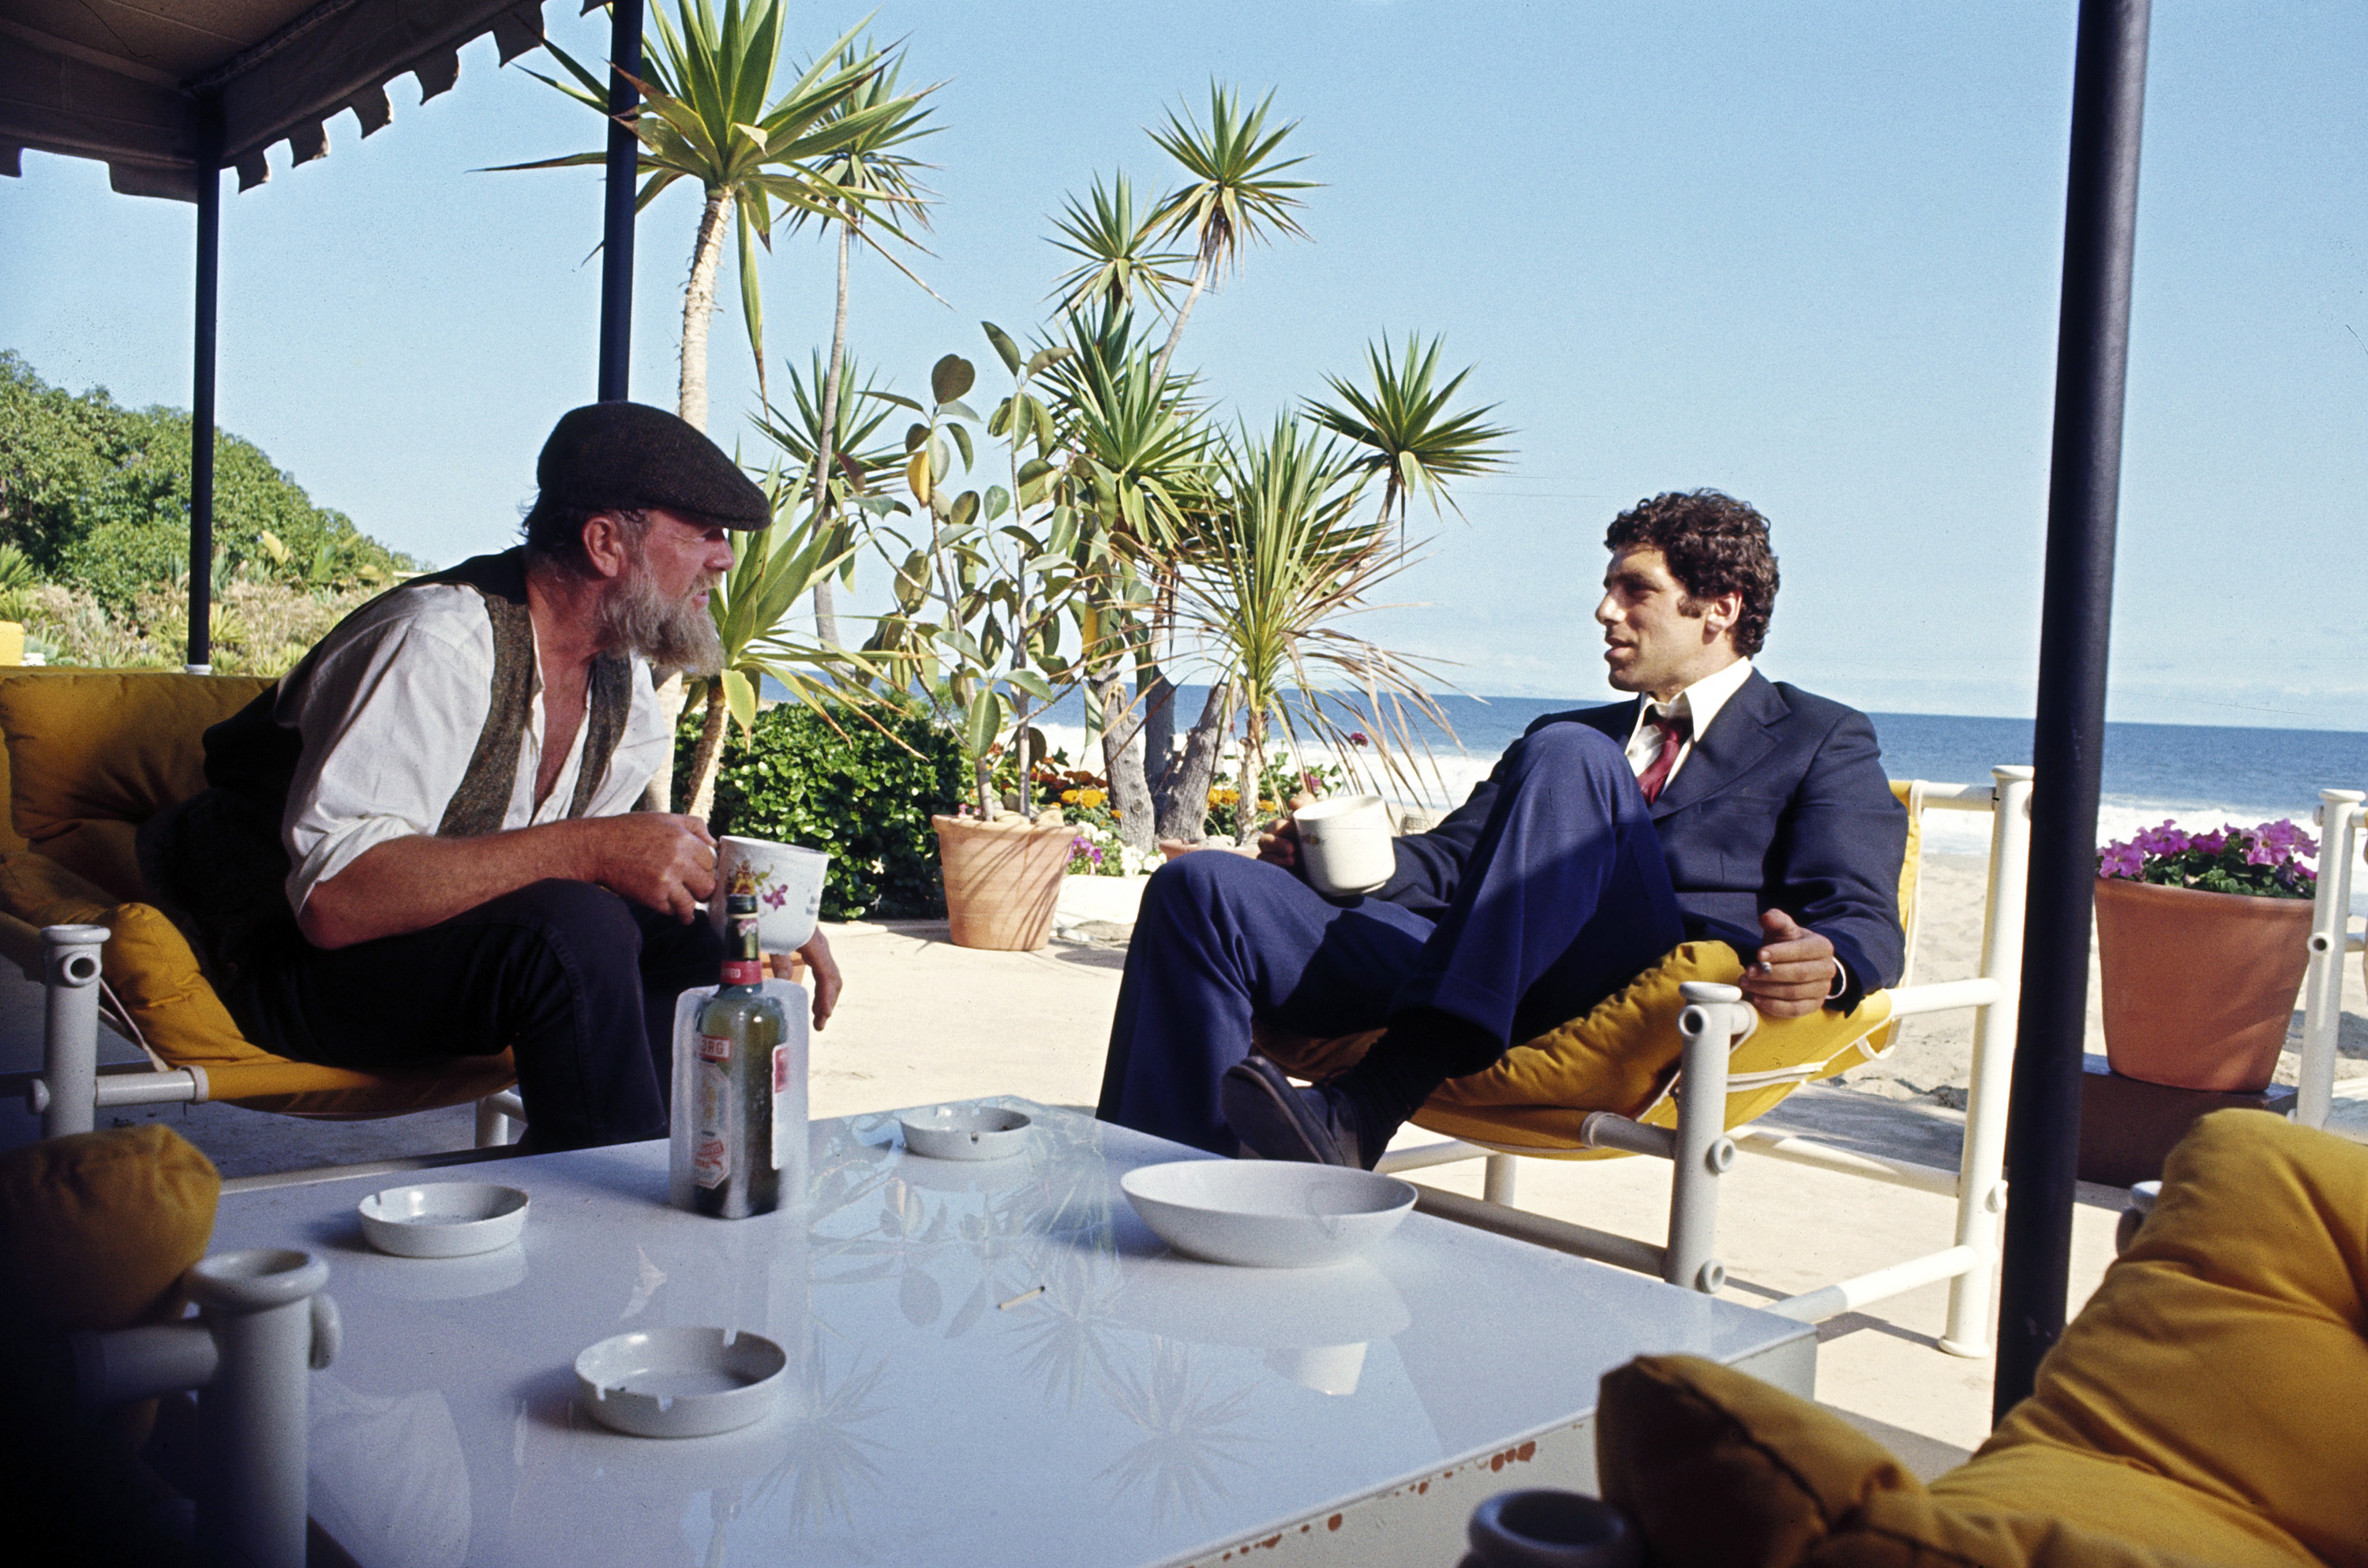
1221,1057,1347,1165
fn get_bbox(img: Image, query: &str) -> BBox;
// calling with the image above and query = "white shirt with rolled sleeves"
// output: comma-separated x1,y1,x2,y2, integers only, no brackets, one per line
275,582,674,919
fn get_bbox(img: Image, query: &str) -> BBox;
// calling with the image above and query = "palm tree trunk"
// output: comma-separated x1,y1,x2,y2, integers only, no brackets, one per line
1147,249,1212,391
1153,680,1233,842
809,219,852,644
1234,703,1265,846
678,186,735,432
1092,669,1156,855
686,681,731,822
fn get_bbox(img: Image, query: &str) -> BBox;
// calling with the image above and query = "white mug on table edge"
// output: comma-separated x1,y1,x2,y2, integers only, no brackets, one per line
708,836,829,955
1293,795,1396,897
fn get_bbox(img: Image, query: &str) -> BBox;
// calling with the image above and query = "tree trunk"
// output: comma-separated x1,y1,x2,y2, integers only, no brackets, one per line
678,187,735,433
1234,705,1265,846
1140,658,1175,794
686,681,731,823
1092,671,1156,855
1153,680,1232,842
809,220,852,644
1147,249,1212,391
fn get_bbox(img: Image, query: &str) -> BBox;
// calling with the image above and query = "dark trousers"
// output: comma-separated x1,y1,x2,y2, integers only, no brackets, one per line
242,880,724,1151
1096,724,1685,1154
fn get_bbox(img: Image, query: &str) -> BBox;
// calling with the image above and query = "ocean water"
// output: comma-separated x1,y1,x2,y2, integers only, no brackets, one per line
1014,686,2368,874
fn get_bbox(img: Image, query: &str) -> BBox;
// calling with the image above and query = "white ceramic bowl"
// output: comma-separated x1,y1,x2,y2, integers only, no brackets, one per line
901,1105,1032,1162
575,1327,788,1439
357,1183,530,1259
1119,1160,1417,1268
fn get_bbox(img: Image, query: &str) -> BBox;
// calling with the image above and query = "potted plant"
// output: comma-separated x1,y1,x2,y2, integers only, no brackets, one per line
865,335,1085,949
2094,818,2318,1091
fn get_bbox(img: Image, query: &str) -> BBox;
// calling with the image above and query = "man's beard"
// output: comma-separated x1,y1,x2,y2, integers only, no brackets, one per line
599,561,725,677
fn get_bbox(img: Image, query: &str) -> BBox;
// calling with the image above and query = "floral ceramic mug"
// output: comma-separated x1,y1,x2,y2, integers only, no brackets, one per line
708,837,830,954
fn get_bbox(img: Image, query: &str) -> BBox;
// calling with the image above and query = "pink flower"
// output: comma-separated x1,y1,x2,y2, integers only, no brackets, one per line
2098,844,2145,880
1347,731,1369,747
762,885,788,909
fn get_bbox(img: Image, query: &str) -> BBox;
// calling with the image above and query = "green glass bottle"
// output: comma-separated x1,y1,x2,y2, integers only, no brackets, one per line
690,891,788,1218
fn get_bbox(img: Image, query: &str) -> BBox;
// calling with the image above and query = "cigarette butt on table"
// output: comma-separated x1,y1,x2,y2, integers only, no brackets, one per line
997,1285,1046,1311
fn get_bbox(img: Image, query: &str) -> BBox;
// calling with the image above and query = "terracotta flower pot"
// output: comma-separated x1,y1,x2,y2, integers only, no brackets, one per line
932,813,1075,951
2093,876,2312,1092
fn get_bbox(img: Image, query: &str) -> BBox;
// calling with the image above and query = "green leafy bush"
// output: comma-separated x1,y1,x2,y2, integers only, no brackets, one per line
0,350,416,612
688,698,965,920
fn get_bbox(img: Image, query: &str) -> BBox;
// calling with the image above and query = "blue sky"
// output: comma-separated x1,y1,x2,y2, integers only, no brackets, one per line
3,2,2362,728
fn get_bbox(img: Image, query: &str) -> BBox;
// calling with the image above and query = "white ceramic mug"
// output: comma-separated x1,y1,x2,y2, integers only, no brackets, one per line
1293,795,1396,897
709,836,830,954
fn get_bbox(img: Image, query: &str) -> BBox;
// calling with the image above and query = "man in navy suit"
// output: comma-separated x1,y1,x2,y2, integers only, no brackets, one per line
1096,489,1908,1166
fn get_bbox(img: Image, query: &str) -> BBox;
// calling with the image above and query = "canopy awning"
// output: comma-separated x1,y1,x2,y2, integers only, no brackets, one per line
0,0,562,200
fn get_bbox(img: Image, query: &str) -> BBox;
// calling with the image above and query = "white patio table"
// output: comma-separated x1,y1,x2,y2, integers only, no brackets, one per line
208,1099,1812,1567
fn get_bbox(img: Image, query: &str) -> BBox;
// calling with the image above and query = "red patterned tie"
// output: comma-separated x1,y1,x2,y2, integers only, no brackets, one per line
1635,709,1690,804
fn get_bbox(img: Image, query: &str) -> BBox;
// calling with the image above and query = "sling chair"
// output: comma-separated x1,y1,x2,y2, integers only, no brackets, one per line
1254,767,2035,1359
1,671,522,1176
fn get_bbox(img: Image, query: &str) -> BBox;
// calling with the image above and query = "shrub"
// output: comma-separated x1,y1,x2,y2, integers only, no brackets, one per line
689,699,965,921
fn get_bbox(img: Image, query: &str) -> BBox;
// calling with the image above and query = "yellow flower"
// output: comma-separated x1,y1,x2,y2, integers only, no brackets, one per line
1079,788,1107,808
1208,788,1239,805
1060,789,1081,804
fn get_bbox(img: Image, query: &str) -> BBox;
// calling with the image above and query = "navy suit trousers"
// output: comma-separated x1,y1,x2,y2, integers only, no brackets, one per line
1097,724,1685,1154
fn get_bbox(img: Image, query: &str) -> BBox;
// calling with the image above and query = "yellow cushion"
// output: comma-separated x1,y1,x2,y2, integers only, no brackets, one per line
0,670,272,843
0,851,515,1117
1596,1353,1920,1568
0,1124,218,1334
1256,942,1895,1155
1954,1110,2368,1568
1596,1353,2314,1568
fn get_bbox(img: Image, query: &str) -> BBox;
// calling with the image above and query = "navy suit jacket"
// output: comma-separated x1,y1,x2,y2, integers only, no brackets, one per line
1374,671,1908,1012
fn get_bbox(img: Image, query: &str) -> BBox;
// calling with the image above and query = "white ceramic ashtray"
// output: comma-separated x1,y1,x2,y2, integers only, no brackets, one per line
900,1104,1032,1162
1120,1160,1418,1269
574,1327,788,1439
357,1182,530,1259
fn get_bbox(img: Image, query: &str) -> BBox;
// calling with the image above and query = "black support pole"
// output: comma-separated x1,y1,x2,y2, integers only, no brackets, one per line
188,92,223,672
1994,0,2150,1422
596,0,644,402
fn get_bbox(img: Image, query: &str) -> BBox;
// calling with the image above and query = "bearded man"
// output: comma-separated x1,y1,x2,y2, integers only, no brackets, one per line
145,402,840,1151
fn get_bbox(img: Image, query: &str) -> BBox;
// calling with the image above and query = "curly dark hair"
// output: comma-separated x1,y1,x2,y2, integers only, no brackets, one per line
1603,489,1779,657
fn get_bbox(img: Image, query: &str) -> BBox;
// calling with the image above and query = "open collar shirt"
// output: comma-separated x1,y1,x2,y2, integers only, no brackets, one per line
1621,656,1755,789
274,582,673,915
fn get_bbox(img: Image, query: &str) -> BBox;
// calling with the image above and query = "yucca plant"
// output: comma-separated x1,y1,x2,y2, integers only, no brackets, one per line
1173,417,1452,843
1142,84,1319,387
784,40,941,640
1307,332,1513,537
500,2,920,430
680,471,875,818
1047,172,1192,318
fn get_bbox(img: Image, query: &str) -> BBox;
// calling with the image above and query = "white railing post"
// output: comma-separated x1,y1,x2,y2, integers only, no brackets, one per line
2297,790,2363,1131
38,923,109,1139
187,1249,338,1568
1941,765,2033,1357
1667,982,1744,1293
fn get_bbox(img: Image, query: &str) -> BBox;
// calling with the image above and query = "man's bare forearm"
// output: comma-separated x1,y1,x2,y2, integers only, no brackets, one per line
298,823,602,949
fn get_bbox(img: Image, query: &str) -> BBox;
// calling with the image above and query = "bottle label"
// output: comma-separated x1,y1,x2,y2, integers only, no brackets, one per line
699,1031,733,1064
692,1061,729,1188
720,960,764,986
773,1044,789,1095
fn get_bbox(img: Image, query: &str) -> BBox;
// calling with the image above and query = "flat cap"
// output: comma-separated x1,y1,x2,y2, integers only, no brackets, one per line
536,402,770,529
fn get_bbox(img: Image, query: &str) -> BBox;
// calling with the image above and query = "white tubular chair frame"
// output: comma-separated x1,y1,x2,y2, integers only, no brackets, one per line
20,925,525,1188
1381,765,2036,1358
2295,788,2365,1132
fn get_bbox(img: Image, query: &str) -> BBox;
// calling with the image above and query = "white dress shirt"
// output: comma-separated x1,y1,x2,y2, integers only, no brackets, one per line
1621,657,1755,790
274,583,673,916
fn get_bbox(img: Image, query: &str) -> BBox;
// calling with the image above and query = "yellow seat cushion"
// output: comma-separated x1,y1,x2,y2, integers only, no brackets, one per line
0,851,514,1117
1597,1353,2315,1568
0,669,272,844
1257,942,1894,1155
0,1123,219,1335
1952,1110,2368,1568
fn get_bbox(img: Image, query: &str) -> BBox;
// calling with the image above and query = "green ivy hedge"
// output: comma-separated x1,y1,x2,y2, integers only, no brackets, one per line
682,699,965,921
